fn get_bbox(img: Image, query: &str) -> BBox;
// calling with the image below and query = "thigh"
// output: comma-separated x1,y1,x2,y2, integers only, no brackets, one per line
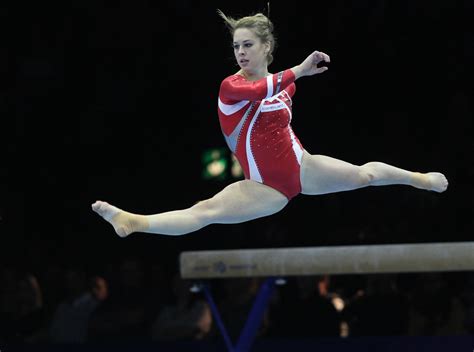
300,150,366,195
198,180,289,224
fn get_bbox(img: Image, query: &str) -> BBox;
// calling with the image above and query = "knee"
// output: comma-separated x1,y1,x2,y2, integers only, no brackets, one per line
191,199,217,223
359,164,377,186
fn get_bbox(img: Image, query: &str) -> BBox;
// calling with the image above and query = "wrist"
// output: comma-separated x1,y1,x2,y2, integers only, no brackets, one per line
291,65,304,80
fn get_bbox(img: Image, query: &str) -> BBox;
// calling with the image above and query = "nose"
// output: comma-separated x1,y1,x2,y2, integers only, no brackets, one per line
238,47,245,56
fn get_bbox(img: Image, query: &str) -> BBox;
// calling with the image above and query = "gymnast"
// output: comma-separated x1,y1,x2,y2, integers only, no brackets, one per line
92,10,448,237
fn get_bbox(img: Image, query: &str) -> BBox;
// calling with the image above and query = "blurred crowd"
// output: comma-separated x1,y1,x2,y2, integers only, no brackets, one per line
1,256,473,345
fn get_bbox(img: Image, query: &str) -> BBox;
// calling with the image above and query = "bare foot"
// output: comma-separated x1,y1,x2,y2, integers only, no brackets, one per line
91,201,134,238
426,172,449,193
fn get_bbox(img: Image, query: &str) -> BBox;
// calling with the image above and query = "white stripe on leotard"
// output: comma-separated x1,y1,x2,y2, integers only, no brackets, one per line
218,98,250,116
246,103,264,182
266,75,274,99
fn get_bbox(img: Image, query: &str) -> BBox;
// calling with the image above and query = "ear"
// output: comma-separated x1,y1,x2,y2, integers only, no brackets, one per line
264,42,271,55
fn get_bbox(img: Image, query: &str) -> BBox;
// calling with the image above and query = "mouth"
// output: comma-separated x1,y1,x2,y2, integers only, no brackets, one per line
239,59,249,65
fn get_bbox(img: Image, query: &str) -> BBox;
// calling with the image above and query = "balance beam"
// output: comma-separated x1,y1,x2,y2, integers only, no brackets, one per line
180,241,474,279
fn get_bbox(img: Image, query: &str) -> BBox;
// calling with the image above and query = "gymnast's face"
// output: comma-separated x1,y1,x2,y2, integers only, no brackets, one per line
233,28,269,75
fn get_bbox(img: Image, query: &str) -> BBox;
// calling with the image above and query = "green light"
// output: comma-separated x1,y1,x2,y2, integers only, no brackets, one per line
202,148,228,180
201,148,244,180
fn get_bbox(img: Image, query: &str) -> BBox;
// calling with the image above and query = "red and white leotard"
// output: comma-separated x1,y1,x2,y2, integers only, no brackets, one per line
217,69,304,200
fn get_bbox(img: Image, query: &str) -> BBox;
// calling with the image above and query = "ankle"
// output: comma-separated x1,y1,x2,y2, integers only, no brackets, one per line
411,172,430,190
130,214,149,233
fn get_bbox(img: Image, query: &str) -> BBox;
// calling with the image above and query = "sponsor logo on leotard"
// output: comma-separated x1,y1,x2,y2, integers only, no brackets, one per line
261,102,286,112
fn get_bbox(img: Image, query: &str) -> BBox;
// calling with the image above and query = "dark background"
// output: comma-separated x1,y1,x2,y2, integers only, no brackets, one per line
3,0,473,289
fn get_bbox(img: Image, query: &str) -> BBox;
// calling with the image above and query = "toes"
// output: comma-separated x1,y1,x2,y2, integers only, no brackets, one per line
92,201,105,212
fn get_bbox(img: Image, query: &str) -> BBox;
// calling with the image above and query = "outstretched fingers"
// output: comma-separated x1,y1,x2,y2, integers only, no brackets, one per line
314,66,328,74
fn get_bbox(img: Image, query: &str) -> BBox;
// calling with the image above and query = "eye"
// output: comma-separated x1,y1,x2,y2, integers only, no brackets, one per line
244,43,252,48
232,44,239,50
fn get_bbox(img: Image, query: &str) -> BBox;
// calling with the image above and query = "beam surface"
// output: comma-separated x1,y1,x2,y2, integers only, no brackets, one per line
180,242,474,279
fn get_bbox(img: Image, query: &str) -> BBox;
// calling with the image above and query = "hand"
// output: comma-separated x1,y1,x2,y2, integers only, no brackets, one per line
294,50,330,78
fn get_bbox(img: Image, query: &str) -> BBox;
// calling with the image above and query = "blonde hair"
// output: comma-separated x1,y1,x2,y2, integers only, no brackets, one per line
217,9,276,65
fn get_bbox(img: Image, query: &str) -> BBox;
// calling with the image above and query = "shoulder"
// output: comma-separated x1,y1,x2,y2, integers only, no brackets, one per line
220,74,244,85
219,74,245,92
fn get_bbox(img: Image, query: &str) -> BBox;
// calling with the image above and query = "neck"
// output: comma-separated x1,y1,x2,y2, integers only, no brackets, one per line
239,67,269,81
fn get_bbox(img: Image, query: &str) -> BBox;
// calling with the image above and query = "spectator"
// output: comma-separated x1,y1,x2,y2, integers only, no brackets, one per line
150,272,212,341
49,272,109,343
1,272,45,343
87,256,152,342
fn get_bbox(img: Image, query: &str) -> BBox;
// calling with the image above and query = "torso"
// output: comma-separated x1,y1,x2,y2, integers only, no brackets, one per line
217,71,304,200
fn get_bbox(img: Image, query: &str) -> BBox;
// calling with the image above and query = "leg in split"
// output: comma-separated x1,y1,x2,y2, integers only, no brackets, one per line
299,150,448,195
91,180,289,237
